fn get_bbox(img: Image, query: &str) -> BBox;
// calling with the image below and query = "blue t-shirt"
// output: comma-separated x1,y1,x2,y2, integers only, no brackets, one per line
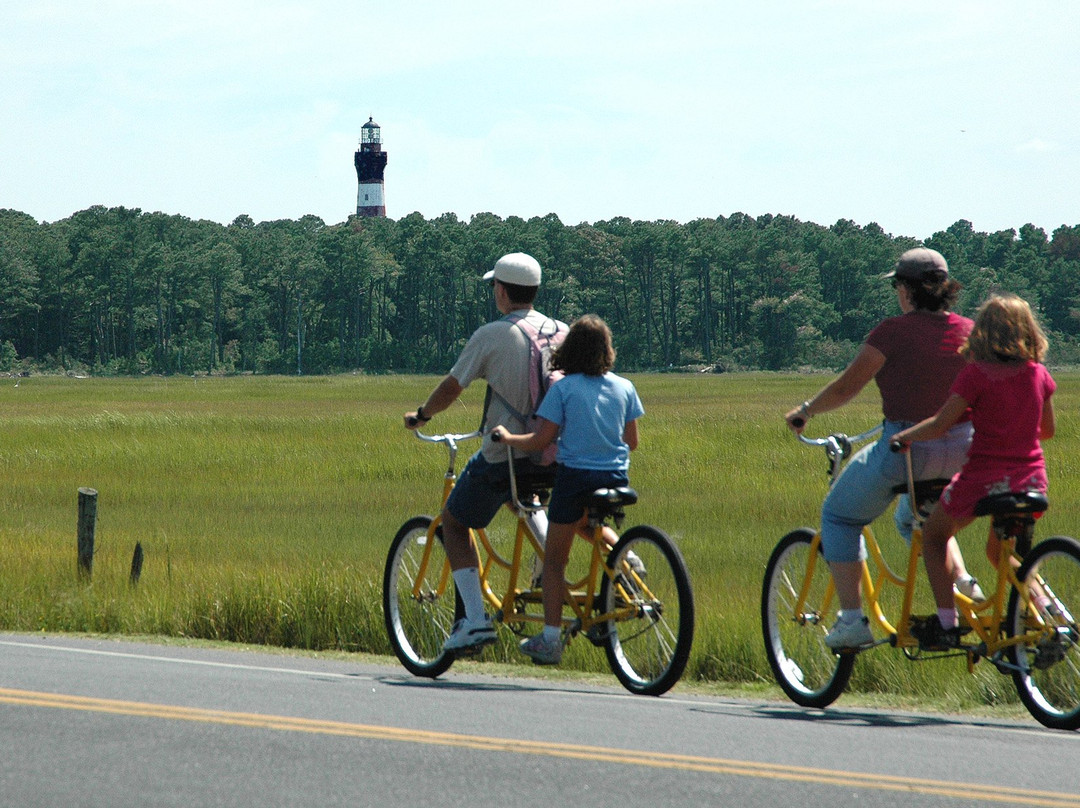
536,372,644,471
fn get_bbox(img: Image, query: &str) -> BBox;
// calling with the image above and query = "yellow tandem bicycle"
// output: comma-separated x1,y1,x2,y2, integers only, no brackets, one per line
762,422,1080,730
383,428,695,696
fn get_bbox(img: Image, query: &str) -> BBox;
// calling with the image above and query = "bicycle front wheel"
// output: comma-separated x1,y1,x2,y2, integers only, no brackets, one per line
1006,535,1080,731
599,525,694,697
383,516,462,678
761,528,854,708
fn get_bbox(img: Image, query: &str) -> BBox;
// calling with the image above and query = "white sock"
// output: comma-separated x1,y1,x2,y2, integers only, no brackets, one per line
452,568,486,622
542,625,561,642
839,609,863,623
526,509,548,547
937,608,958,629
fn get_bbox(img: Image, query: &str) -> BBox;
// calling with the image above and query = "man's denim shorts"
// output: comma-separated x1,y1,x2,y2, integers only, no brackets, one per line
444,452,514,529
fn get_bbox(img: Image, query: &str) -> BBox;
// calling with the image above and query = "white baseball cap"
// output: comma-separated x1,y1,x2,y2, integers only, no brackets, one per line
483,252,542,286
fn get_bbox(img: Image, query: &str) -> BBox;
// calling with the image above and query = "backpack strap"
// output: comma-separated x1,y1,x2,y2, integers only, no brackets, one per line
478,312,538,431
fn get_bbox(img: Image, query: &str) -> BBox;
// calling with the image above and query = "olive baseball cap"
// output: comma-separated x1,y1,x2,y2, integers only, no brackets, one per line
885,247,949,281
483,252,542,286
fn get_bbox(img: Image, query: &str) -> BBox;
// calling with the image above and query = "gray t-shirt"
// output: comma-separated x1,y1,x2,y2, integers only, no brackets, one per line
450,308,567,463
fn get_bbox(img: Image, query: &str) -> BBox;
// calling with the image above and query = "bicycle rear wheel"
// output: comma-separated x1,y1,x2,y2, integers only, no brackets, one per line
1006,535,1080,731
761,528,854,708
383,516,462,678
599,525,694,696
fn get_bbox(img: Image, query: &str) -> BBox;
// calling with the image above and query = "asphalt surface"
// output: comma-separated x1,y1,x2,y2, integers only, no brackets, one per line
2,634,1078,807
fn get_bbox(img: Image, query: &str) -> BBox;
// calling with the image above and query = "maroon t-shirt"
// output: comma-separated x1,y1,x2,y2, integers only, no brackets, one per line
865,311,973,422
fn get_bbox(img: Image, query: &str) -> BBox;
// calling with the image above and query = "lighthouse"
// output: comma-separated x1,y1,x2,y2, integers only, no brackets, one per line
354,117,388,217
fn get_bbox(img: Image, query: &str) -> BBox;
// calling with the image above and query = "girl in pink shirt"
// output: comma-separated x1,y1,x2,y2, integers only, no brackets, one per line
895,294,1056,640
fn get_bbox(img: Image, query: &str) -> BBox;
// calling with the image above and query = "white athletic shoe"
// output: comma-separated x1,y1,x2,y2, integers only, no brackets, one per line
442,616,497,654
824,615,873,650
955,576,986,603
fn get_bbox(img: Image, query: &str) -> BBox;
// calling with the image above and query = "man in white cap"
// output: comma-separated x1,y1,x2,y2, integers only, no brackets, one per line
405,252,568,654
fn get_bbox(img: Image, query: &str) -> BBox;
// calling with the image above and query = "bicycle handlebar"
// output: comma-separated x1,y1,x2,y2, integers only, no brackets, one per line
410,428,483,445
409,427,483,477
792,423,882,487
794,423,882,449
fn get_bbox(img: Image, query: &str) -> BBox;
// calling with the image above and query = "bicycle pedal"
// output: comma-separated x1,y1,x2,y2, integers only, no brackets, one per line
585,624,611,646
909,616,966,652
452,645,485,658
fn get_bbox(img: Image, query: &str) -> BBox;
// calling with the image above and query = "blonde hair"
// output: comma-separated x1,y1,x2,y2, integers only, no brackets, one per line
962,294,1048,363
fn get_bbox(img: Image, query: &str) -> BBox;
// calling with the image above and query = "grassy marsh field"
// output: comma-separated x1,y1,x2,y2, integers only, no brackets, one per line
2,372,1078,710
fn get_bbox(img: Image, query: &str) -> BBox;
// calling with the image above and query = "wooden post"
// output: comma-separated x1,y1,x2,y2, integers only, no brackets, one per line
130,542,144,586
77,487,98,579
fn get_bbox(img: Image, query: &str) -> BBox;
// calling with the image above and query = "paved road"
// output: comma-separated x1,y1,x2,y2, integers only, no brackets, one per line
1,633,1078,807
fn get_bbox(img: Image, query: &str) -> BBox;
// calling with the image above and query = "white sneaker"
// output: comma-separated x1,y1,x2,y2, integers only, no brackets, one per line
824,615,873,650
520,632,563,665
625,550,646,576
443,616,497,654
955,576,986,603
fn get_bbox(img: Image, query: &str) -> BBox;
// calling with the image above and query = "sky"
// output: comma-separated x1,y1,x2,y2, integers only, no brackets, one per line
2,1,1078,240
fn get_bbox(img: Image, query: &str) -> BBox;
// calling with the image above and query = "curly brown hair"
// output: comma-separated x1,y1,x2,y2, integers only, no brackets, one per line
962,293,1048,363
550,314,616,376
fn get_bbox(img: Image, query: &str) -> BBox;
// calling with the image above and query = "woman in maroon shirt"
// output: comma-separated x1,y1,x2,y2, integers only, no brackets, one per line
785,248,979,650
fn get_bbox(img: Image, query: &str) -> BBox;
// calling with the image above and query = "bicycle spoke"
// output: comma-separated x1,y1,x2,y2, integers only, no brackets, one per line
601,526,694,696
762,529,853,708
384,516,460,678
1008,536,1080,730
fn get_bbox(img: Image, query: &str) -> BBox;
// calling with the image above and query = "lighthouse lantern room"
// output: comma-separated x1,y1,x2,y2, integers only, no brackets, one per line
354,117,388,217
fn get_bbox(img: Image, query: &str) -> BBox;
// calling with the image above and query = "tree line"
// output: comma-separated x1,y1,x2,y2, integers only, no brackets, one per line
1,206,1078,376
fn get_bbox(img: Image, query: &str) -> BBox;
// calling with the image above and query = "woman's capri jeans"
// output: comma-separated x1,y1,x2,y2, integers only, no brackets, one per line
820,420,972,564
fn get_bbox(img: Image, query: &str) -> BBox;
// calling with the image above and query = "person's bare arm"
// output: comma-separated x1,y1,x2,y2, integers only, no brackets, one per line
404,374,463,429
785,343,884,432
893,393,969,445
490,418,559,451
1040,396,1056,440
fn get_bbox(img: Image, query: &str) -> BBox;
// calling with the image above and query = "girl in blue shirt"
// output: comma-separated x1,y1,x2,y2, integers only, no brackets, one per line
492,314,644,664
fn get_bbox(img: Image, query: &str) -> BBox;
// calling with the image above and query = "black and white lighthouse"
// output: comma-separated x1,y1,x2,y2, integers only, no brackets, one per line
354,117,388,217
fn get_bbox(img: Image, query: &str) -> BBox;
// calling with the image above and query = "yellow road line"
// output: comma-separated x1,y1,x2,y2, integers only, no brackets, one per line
1,687,1074,807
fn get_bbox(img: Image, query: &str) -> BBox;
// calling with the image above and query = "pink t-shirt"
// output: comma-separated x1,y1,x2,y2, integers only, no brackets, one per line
865,311,973,422
952,360,1056,469
939,360,1055,518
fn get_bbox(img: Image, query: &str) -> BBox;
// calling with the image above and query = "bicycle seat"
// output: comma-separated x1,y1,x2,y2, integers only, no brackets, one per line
515,464,555,504
889,478,951,501
578,487,638,514
973,491,1048,517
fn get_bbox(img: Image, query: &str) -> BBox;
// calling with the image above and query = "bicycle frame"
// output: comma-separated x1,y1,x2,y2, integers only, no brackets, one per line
388,424,695,695
409,429,643,636
767,421,1080,726
795,426,1050,670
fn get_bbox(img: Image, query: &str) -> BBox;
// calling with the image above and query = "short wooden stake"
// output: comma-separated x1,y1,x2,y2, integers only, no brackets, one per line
130,542,144,586
77,487,98,579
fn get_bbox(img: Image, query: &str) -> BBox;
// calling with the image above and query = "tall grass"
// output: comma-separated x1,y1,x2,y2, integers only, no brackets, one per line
1,372,1077,707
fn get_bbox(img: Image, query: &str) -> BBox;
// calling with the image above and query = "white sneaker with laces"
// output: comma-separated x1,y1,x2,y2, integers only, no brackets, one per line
824,615,873,650
443,616,497,654
955,576,986,603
